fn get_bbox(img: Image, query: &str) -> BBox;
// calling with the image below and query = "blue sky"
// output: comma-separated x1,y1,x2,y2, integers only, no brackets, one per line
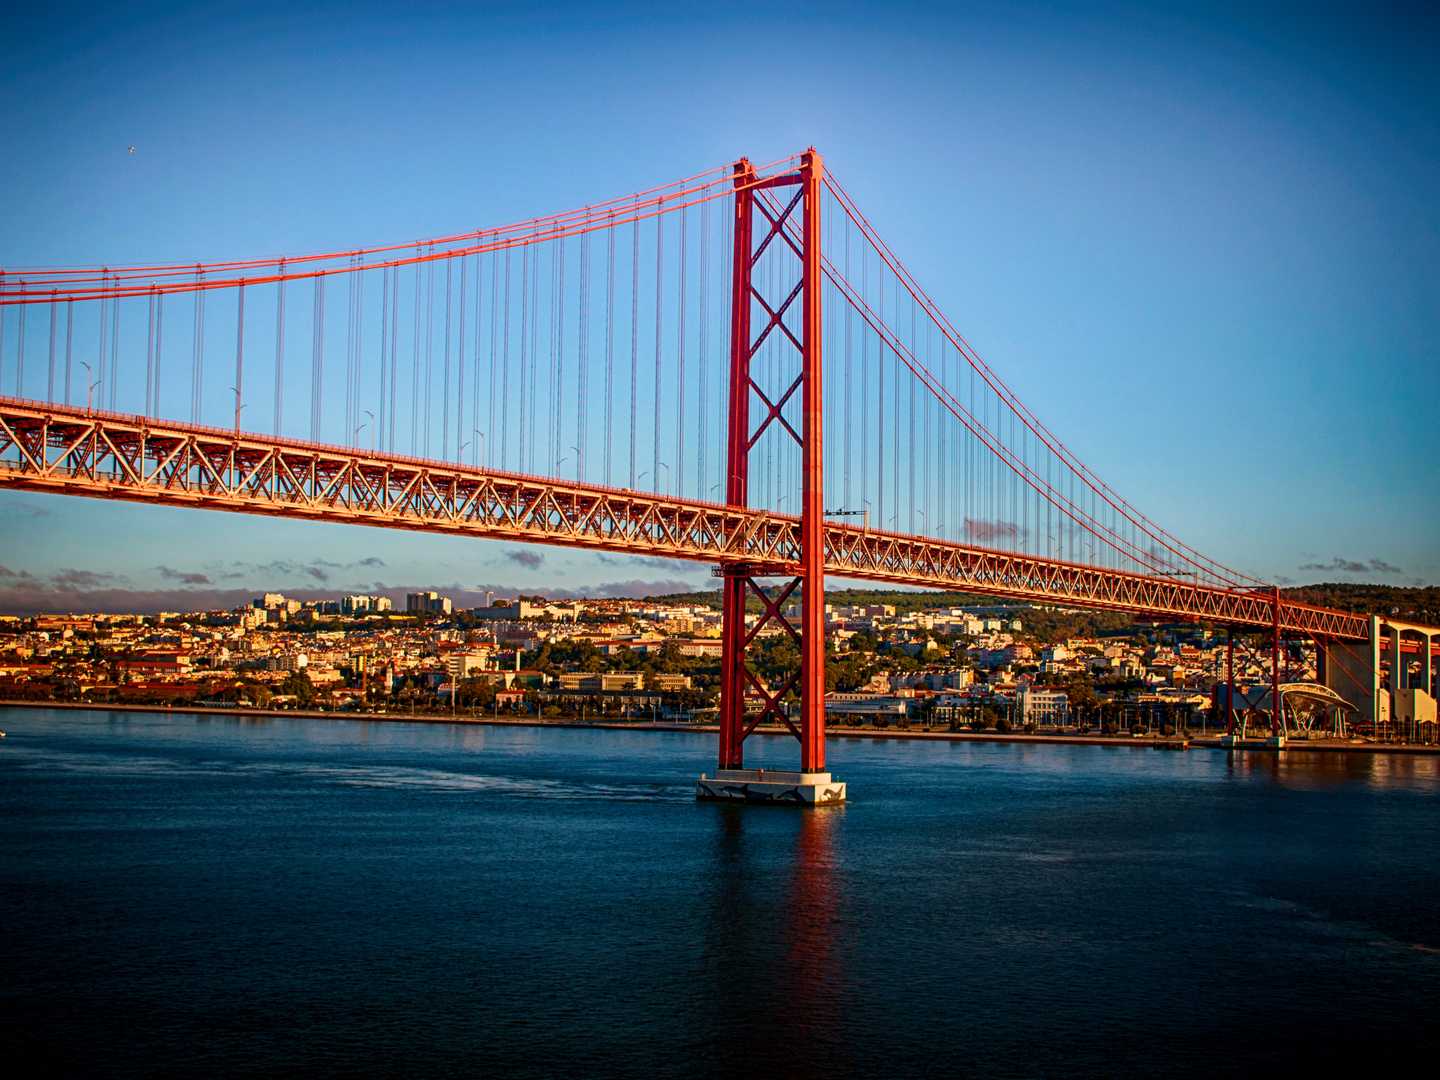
1,1,1436,611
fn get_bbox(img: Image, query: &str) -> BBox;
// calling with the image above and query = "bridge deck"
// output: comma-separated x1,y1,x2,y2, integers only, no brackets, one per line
0,398,1371,639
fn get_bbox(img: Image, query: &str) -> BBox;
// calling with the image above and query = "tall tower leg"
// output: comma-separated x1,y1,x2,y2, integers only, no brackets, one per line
717,159,755,773
798,148,827,774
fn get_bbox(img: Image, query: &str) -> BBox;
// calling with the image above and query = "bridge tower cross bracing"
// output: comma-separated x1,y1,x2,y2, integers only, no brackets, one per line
716,149,830,780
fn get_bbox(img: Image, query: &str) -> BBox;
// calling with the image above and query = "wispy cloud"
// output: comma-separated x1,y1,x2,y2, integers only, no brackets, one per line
965,519,1028,543
1299,557,1402,575
49,568,123,590
2,500,51,518
156,565,212,585
507,551,544,569
626,555,700,573
228,556,385,583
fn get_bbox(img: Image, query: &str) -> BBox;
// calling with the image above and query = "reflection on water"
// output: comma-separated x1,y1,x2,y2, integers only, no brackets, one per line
1226,748,1440,787
781,810,845,1067
703,806,847,1077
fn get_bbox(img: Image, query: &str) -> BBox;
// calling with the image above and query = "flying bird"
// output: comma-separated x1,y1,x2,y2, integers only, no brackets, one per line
128,147,135,154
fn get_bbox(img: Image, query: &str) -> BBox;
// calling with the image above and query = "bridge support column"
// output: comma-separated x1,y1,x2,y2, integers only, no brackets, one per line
1391,623,1404,691
1225,626,1236,736
700,150,842,805
1270,586,1283,743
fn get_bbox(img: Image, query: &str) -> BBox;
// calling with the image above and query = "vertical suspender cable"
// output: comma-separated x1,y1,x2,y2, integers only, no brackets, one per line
353,258,364,448
677,193,687,497
410,255,421,455
629,217,639,489
344,257,355,443
108,284,120,409
389,264,400,452
933,339,944,538
501,249,511,470
909,297,916,532
151,293,161,417
697,198,709,499
577,231,589,482
424,252,435,457
64,299,74,406
877,263,884,526
311,273,325,442
456,254,467,463
924,320,931,535
275,262,286,436
235,281,246,432
486,249,497,466
48,291,58,403
604,216,616,486
529,242,539,470
145,289,155,414
97,272,107,405
860,244,868,516
548,237,558,475
378,265,388,450
442,257,452,458
524,239,535,472
548,238,558,475
471,251,483,467
192,268,205,424
554,235,567,477
653,210,663,493
890,276,897,527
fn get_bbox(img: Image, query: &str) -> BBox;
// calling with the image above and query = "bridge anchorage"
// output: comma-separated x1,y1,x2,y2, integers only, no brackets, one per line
2,146,1435,782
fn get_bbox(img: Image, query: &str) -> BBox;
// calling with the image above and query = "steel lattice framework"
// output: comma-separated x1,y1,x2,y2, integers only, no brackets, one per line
0,396,1370,642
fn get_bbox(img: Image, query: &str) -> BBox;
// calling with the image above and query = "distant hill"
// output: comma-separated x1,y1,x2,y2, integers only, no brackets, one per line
646,586,1135,642
1282,583,1440,620
647,581,1439,641
645,587,1009,613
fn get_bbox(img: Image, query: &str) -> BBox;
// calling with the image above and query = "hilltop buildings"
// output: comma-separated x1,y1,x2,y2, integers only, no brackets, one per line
2,590,1378,737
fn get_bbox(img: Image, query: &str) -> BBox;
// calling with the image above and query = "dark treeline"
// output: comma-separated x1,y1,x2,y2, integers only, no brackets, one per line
1282,583,1439,619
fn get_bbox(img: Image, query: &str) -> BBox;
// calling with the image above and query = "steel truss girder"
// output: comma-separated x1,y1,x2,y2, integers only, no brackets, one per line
0,396,1371,641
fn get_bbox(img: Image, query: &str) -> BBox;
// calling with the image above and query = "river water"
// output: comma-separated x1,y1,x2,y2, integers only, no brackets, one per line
3,708,1437,1078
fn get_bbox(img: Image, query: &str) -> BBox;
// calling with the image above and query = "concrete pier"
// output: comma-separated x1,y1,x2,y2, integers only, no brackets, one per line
695,768,846,805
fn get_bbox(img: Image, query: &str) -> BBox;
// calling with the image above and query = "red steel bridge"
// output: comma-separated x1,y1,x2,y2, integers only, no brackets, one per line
0,150,1397,772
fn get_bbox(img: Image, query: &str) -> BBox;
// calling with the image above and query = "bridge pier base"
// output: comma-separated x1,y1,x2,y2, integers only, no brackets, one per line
696,769,846,805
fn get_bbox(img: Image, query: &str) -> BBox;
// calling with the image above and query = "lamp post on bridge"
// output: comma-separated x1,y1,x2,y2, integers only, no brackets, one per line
230,387,246,434
80,362,99,412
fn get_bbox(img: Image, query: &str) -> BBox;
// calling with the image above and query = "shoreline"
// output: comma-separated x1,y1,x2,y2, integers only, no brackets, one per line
3,699,1437,754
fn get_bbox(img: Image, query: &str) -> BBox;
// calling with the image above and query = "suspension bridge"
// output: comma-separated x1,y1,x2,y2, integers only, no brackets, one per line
1,150,1432,800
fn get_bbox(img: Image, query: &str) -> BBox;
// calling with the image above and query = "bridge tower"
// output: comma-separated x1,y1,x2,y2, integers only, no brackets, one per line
697,149,845,805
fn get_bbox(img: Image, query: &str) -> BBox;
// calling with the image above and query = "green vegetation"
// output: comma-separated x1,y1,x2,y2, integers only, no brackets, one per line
1019,607,1134,644
647,587,1003,614
1282,583,1439,620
